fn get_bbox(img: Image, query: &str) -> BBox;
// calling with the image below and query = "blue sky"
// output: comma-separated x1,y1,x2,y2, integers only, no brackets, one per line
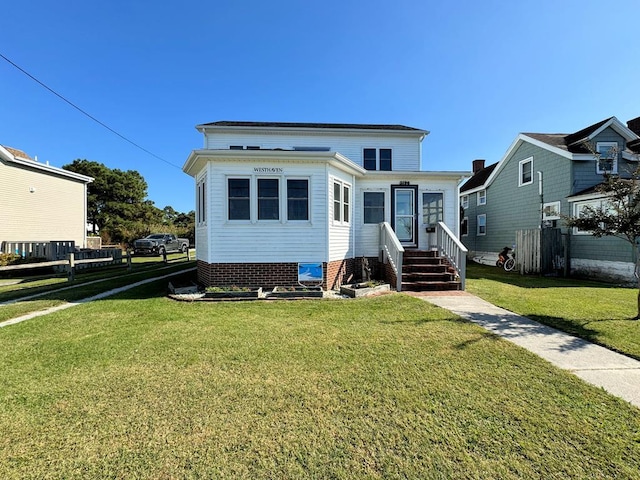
2,1,639,213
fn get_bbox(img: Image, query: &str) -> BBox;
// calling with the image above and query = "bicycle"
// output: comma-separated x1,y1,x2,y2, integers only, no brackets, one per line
496,246,516,272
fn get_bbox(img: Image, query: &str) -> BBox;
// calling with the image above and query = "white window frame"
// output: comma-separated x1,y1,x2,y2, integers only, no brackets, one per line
477,214,486,236
543,201,561,221
519,157,533,187
461,194,469,209
363,191,385,225
477,190,486,205
572,198,611,235
332,179,351,225
596,142,618,174
196,175,207,226
226,175,311,224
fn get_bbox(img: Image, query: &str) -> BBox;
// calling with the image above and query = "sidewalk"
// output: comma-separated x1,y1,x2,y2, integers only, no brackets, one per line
413,291,640,408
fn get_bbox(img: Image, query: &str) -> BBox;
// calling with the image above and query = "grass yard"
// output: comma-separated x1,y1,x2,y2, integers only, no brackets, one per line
466,262,640,360
1,279,639,479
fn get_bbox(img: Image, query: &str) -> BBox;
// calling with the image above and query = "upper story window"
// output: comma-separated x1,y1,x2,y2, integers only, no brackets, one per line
478,189,486,205
229,145,260,150
461,195,469,210
519,157,533,186
596,142,618,174
333,180,351,224
363,191,385,224
363,148,392,171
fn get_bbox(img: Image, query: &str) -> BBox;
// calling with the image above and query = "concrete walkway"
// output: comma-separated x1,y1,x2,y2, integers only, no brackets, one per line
415,292,640,409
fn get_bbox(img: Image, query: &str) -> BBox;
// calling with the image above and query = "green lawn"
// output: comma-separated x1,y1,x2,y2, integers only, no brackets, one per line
466,262,640,360
1,280,639,479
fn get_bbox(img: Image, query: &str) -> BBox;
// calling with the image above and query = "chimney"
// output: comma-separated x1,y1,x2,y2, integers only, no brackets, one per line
472,159,485,174
627,117,640,136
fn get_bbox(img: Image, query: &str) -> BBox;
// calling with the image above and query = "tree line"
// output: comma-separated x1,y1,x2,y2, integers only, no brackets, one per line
63,159,195,247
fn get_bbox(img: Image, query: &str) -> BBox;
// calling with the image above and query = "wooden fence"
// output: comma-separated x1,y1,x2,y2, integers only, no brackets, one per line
1,240,76,261
515,229,565,275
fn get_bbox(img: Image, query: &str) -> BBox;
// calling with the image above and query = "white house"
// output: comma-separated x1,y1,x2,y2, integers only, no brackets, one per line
0,145,93,253
183,122,469,291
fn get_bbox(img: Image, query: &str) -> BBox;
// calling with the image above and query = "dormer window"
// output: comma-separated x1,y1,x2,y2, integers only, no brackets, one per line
596,142,618,174
363,148,392,171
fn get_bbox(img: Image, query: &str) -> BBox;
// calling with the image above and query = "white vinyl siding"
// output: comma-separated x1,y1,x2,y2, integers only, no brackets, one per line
206,132,421,170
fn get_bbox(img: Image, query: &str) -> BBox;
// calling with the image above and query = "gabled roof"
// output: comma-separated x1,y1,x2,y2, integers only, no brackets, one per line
0,145,93,183
460,162,498,193
522,116,639,155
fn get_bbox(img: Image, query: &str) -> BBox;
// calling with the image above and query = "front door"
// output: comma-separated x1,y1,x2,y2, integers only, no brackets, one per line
392,185,418,247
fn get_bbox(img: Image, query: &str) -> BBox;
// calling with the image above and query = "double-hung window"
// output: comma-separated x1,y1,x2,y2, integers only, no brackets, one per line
363,191,385,224
478,190,487,205
363,148,392,171
333,180,351,224
477,214,486,235
228,178,251,220
257,178,279,220
197,177,206,225
519,157,533,186
287,179,309,221
596,142,618,174
461,195,469,209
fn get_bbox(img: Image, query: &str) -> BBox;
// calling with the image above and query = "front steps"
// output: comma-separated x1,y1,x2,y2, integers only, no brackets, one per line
401,249,462,292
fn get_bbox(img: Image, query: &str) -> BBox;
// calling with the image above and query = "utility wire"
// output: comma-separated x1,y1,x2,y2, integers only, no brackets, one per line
0,52,182,170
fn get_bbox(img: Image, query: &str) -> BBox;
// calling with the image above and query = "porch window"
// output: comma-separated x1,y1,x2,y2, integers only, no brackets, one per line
228,178,250,220
333,180,351,224
257,178,279,220
477,214,486,235
287,179,309,221
364,192,384,224
197,177,206,225
422,192,443,226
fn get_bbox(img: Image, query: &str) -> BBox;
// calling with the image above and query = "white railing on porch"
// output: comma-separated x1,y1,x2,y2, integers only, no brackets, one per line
436,221,468,290
379,222,404,291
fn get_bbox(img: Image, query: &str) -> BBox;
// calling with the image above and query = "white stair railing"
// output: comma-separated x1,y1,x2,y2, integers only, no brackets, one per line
435,222,468,290
379,222,404,291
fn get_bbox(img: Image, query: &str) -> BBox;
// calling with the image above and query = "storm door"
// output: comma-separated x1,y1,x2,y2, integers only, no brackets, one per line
391,185,418,247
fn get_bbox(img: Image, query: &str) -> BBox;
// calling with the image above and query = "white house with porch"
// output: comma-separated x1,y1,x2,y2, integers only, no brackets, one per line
182,121,470,291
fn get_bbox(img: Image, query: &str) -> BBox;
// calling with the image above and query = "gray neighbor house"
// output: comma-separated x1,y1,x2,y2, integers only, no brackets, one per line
460,116,640,282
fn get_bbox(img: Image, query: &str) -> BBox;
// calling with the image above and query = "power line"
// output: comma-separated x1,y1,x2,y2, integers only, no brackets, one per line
0,52,182,170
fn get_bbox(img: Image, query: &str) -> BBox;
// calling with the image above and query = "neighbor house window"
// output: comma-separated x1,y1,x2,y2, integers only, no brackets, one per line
543,201,561,220
364,191,385,224
572,199,609,235
422,192,444,226
363,148,392,171
197,177,206,225
333,180,351,224
478,190,486,205
519,157,533,186
257,178,279,220
461,217,468,236
228,178,250,220
461,195,469,209
477,214,486,235
596,142,618,174
287,179,309,221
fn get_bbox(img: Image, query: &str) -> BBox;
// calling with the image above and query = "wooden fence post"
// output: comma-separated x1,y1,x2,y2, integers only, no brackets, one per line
127,251,132,271
187,248,191,261
68,252,75,282
162,249,168,264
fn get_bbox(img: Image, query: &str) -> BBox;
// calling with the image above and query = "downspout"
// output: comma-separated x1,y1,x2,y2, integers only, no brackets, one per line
352,172,356,273
538,171,544,274
325,163,330,288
